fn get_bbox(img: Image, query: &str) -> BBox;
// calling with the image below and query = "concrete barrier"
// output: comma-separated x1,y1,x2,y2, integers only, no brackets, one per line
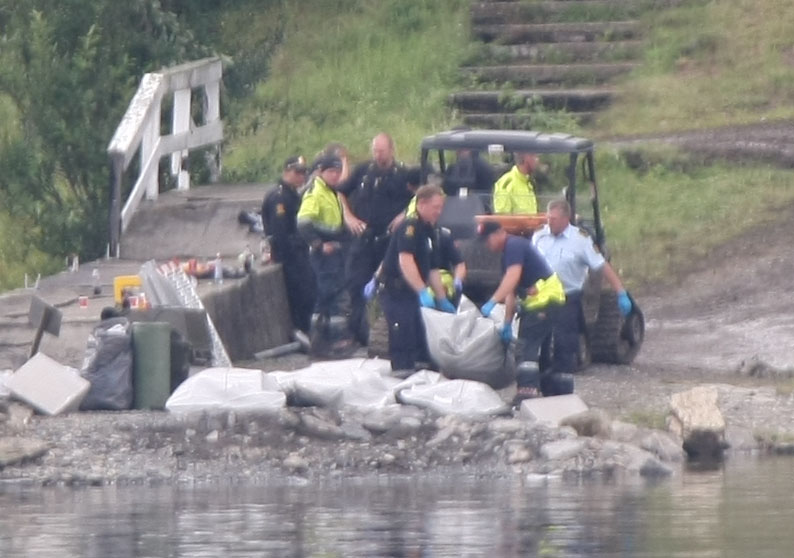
200,264,293,361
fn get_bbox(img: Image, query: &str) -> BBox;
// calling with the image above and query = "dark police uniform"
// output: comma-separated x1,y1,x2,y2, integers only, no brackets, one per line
379,216,439,371
340,161,414,345
500,235,557,387
262,179,316,333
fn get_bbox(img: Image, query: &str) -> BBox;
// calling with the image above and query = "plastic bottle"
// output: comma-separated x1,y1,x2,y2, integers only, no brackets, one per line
260,236,272,265
91,266,101,295
214,253,223,284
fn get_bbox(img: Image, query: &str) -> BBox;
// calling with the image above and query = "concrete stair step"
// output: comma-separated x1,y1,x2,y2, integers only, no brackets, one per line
474,21,642,44
471,0,655,25
450,88,615,112
463,62,638,87
461,111,595,130
479,40,643,64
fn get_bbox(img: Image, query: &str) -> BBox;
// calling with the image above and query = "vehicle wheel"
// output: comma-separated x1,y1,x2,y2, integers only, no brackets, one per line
590,291,644,364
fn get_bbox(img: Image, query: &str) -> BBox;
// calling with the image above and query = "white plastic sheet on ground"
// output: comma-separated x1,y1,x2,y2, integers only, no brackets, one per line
397,378,510,417
165,367,286,413
422,296,514,388
166,358,509,417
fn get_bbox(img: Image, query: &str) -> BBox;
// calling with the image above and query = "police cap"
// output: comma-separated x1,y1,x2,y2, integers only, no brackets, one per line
283,155,308,173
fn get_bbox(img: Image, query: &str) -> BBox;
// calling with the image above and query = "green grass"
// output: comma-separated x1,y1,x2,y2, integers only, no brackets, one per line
593,147,794,287
222,0,470,180
591,0,794,135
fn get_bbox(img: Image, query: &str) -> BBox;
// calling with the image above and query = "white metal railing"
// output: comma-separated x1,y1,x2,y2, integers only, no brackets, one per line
107,57,223,256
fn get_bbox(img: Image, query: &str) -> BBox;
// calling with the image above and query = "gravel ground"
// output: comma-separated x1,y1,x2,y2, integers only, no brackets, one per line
5,121,794,485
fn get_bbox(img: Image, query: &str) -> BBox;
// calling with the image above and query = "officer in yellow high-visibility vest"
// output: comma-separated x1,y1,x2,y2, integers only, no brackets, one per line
493,152,539,214
297,154,347,327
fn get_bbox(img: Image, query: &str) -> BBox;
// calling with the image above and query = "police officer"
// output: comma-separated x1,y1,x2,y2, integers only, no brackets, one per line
262,155,315,334
297,154,347,335
493,152,539,215
338,133,415,346
479,221,565,399
379,184,451,375
532,199,632,375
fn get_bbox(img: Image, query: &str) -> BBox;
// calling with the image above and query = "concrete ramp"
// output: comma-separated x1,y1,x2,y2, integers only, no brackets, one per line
120,183,268,261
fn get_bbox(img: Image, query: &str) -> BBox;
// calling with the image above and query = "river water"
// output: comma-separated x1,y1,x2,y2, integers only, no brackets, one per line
1,456,792,557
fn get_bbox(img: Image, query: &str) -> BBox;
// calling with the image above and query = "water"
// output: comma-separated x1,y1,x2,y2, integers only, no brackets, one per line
2,456,793,557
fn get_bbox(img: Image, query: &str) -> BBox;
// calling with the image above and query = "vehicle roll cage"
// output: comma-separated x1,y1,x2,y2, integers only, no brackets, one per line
419,129,605,251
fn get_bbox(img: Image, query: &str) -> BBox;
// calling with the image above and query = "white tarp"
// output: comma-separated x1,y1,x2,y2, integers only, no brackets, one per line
166,359,509,417
397,378,510,417
422,297,515,388
165,367,286,413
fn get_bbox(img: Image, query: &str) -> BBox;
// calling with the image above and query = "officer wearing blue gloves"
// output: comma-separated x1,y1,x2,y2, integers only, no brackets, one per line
480,221,566,400
378,184,450,375
533,198,633,376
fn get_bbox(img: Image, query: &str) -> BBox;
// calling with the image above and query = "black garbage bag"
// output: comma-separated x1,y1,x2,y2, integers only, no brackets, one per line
80,317,134,410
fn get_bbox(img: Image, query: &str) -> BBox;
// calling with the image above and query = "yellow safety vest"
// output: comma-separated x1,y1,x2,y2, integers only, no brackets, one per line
520,273,566,312
297,176,343,235
493,165,537,214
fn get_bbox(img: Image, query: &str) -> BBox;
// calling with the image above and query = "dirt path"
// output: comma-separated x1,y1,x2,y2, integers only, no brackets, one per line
574,121,794,440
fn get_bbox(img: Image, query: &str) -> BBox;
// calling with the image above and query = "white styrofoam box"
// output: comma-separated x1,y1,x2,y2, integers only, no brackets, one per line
7,353,90,415
519,394,589,427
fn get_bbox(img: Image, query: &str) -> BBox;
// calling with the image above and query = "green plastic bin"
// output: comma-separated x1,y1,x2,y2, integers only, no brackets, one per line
131,321,171,409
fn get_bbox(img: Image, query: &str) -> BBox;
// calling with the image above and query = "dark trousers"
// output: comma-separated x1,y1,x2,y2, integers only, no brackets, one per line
515,309,554,387
346,234,390,345
279,249,316,334
310,249,345,320
545,292,583,375
379,287,428,371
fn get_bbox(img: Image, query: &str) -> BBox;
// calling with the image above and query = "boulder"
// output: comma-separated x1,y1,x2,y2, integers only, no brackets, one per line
668,385,726,460
561,408,611,437
0,437,49,468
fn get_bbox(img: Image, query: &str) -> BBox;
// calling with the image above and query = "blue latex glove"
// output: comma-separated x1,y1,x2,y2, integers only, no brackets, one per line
500,323,513,344
480,299,496,317
617,290,632,316
418,289,436,309
438,298,456,314
363,277,377,301
454,277,464,295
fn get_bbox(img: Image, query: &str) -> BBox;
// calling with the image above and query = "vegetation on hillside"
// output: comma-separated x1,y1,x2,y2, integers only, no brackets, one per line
1,0,794,292
223,0,470,180
592,0,794,135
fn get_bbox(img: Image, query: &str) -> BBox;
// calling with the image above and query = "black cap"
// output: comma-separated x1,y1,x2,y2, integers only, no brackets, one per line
477,220,503,240
283,155,307,173
317,154,344,171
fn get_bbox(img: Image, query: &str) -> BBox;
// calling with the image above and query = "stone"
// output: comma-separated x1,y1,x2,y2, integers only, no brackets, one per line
609,420,639,443
724,425,759,452
5,402,34,427
519,394,588,426
640,431,686,462
0,437,49,468
299,414,345,440
539,438,587,461
561,409,611,437
506,443,533,464
488,418,525,435
283,452,308,473
669,385,726,460
6,353,90,415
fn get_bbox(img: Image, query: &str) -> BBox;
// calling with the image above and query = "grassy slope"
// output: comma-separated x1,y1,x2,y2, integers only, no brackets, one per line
592,0,794,134
586,0,794,287
222,0,470,179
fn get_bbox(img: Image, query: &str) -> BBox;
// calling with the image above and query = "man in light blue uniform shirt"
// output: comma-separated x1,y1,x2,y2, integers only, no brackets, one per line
532,199,632,375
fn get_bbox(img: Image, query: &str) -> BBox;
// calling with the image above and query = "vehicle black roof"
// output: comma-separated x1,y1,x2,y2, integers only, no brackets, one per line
420,129,593,154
